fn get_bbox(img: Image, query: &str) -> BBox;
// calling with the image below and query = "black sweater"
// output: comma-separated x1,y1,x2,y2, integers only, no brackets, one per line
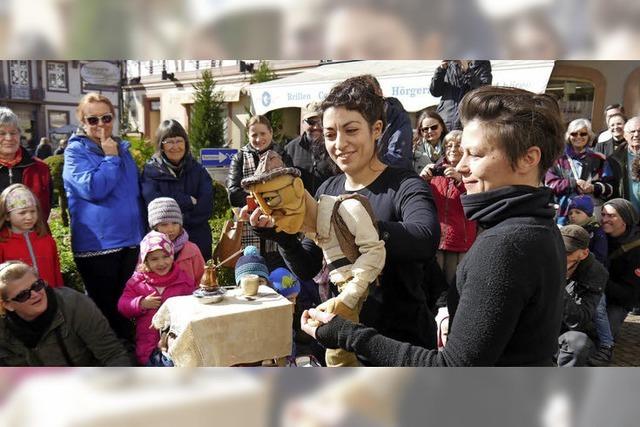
265,167,440,348
316,186,565,366
605,226,640,310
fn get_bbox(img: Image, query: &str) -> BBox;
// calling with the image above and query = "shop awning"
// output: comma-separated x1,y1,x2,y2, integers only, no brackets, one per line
248,60,556,115
166,82,247,105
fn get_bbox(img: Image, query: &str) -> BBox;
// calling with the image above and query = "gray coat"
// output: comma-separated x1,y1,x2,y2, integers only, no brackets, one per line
0,287,131,366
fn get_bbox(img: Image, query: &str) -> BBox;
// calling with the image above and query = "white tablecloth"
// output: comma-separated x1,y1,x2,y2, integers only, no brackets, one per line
153,285,293,367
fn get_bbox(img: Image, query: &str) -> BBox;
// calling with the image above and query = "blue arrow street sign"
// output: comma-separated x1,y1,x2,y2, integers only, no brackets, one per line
200,148,237,168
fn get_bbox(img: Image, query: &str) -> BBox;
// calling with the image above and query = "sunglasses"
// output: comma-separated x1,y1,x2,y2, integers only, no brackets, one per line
9,279,46,303
304,118,321,127
421,124,440,133
570,132,589,138
85,114,113,126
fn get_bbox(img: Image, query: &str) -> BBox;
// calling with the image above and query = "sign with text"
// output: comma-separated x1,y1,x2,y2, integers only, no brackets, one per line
200,148,237,168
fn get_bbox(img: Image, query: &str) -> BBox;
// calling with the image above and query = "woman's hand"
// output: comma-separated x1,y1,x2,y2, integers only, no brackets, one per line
250,206,275,228
141,292,161,310
99,128,119,156
301,308,336,339
576,179,594,194
419,163,435,181
444,166,462,182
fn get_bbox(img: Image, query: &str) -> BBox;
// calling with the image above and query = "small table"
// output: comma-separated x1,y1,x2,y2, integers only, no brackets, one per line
152,285,293,367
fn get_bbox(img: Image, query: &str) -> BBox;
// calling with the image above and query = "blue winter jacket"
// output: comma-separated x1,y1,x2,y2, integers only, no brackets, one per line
377,97,414,170
140,153,214,261
63,135,145,253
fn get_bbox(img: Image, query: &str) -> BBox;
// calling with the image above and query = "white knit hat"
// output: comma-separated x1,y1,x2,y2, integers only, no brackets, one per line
148,197,183,228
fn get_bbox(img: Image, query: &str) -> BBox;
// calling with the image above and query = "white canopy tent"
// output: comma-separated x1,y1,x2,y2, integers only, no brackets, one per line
248,60,556,115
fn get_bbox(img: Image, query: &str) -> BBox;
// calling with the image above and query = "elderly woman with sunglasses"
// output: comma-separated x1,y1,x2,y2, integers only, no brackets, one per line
0,261,131,366
62,93,145,342
545,118,616,225
412,110,448,178
141,119,214,261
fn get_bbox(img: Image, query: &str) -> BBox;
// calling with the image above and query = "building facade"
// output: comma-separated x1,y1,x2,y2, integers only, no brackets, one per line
0,60,121,151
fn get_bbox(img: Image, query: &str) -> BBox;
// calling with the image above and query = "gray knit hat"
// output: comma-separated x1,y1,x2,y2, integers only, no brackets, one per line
604,198,639,229
148,197,183,228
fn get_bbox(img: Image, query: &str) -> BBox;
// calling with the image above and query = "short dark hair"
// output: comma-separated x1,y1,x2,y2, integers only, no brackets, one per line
320,75,385,129
460,86,564,178
155,119,190,154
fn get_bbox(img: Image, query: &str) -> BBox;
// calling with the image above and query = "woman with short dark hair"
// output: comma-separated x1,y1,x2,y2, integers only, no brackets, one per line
140,119,214,261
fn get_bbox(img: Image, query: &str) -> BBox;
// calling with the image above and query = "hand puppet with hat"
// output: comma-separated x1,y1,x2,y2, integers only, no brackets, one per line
241,150,386,367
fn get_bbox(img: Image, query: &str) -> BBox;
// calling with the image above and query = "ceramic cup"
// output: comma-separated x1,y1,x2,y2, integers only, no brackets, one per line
240,274,260,296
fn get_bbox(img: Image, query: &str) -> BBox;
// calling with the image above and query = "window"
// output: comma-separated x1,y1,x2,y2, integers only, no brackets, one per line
546,78,595,126
8,61,31,99
48,110,69,130
46,61,68,92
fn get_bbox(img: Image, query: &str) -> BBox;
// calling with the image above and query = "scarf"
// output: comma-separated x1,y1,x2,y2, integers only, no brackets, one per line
0,148,23,168
173,229,189,254
461,185,556,228
142,263,182,288
160,152,186,177
6,286,58,348
423,138,444,164
241,144,272,179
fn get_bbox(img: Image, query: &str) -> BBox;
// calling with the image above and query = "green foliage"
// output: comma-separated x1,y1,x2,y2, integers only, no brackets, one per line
44,155,68,226
48,209,84,293
217,267,235,287
212,180,232,220
249,60,277,84
190,70,226,153
127,133,155,170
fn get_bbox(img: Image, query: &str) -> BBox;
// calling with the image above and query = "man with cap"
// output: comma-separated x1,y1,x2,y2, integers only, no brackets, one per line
240,150,386,367
284,101,335,196
600,198,640,338
557,225,609,367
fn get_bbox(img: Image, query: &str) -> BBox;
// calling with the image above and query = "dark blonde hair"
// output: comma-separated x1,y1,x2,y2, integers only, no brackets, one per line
0,261,37,300
0,184,48,241
76,92,115,123
247,115,272,132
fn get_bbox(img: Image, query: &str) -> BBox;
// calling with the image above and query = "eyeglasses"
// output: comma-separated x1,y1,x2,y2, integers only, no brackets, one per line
421,124,440,133
569,132,589,138
85,114,113,126
0,130,20,139
9,279,46,303
304,118,321,127
161,137,186,147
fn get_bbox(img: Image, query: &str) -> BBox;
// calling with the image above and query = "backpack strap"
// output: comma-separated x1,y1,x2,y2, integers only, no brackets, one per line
330,193,379,265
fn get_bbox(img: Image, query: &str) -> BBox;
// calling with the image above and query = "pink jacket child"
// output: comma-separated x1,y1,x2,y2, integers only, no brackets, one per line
147,197,205,284
118,230,195,365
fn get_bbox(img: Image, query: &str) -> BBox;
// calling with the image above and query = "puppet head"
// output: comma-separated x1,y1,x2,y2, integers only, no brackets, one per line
241,150,306,234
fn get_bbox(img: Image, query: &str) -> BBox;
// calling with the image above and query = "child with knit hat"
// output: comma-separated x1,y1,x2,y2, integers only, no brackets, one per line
147,197,205,285
567,195,608,265
234,245,270,286
118,230,195,365
0,184,63,287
